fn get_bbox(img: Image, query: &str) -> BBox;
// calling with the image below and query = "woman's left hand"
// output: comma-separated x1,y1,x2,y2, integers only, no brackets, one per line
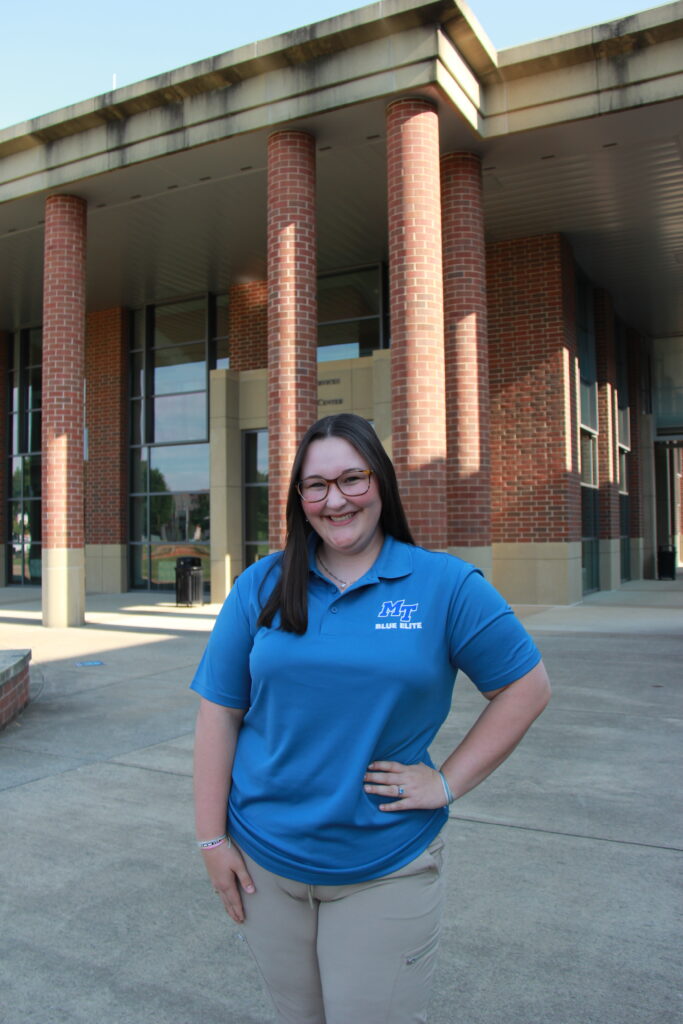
363,761,447,812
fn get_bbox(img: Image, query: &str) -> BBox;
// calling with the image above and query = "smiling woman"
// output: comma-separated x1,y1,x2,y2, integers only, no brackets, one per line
190,412,551,1024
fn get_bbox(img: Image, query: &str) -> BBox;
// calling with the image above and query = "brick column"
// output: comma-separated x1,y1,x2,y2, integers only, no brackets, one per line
594,288,621,590
42,195,87,626
440,152,491,569
267,131,318,550
386,99,447,549
487,234,581,604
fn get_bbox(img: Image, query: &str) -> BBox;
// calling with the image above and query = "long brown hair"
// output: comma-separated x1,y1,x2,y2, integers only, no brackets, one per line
257,414,414,633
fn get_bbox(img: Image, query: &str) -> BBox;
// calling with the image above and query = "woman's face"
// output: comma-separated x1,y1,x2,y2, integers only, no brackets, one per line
299,436,383,558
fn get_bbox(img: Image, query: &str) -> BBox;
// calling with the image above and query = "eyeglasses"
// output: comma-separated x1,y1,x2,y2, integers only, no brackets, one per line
297,469,373,502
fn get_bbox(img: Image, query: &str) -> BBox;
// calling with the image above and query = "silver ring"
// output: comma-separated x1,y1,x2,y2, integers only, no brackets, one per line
398,786,405,796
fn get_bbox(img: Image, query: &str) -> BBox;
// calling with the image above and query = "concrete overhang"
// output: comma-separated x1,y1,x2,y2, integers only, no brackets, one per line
0,0,681,340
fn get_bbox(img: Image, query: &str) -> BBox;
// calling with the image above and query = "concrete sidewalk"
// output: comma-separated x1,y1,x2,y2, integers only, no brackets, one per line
0,581,681,1024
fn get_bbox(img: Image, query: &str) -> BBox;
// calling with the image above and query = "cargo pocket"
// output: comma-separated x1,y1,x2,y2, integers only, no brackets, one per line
387,929,441,1023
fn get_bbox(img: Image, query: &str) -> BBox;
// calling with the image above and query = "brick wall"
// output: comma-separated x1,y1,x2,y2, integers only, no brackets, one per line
228,281,268,371
85,308,127,545
487,234,581,544
267,131,318,549
0,653,31,730
440,152,490,548
594,289,620,540
386,98,447,549
42,195,87,550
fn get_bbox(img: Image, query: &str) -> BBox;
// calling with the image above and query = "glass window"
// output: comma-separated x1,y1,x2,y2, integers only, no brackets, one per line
9,414,20,455
150,444,209,493
245,543,269,568
244,429,269,568
130,449,149,494
130,351,144,398
616,327,630,449
22,500,41,543
10,501,24,547
26,366,41,410
318,268,380,321
153,342,206,395
152,393,207,443
245,488,268,543
215,337,229,370
129,497,149,541
580,431,598,487
27,328,42,365
6,329,43,585
129,544,150,589
211,294,230,370
130,309,145,352
576,274,598,431
10,458,22,497
317,266,384,362
26,411,41,454
23,455,41,497
244,431,268,483
129,299,211,591
318,319,380,362
150,493,209,543
214,293,229,340
149,543,209,588
581,487,600,593
130,399,144,446
618,448,629,495
154,298,206,348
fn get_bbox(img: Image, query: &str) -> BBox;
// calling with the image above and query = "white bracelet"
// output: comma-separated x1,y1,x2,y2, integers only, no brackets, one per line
196,834,230,850
438,770,455,806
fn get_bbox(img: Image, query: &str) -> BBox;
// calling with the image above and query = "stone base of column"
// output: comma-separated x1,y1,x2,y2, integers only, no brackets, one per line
446,545,493,580
84,545,126,593
599,538,622,592
492,541,582,605
42,548,85,627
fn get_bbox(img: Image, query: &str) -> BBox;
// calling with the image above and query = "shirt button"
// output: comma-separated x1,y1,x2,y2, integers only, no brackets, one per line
330,607,338,614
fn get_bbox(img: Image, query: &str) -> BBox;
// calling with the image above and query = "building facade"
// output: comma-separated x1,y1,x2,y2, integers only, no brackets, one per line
1,0,682,625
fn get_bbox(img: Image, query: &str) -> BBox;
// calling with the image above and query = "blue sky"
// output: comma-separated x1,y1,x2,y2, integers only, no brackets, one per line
0,0,671,130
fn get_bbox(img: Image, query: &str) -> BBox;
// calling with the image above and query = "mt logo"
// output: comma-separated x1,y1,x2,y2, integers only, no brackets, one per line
375,599,422,630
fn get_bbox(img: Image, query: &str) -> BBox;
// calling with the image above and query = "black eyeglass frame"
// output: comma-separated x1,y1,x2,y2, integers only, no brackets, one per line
296,469,374,502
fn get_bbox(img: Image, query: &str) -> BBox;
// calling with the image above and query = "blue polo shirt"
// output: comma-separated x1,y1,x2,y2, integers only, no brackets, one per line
190,535,541,884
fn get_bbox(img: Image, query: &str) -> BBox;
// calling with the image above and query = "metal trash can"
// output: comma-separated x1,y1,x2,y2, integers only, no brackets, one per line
175,556,204,606
657,546,676,580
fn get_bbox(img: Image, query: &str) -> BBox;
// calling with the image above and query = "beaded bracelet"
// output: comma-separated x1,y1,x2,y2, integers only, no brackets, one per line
196,834,231,850
438,770,456,806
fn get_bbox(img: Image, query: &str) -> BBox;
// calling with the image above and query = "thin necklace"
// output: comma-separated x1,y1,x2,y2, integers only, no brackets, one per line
317,553,350,590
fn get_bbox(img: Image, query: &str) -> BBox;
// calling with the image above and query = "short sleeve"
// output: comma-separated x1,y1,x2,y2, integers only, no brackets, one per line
448,569,541,692
189,579,254,708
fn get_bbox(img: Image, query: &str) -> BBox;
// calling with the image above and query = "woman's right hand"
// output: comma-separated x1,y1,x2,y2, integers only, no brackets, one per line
202,842,255,923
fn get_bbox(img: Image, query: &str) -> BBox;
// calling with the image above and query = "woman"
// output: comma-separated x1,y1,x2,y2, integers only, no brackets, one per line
191,413,550,1024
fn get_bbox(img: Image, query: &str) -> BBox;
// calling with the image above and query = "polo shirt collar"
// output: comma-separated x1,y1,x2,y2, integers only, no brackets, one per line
307,531,413,583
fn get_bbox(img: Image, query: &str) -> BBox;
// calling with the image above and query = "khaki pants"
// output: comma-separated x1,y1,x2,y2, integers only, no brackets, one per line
235,837,446,1024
